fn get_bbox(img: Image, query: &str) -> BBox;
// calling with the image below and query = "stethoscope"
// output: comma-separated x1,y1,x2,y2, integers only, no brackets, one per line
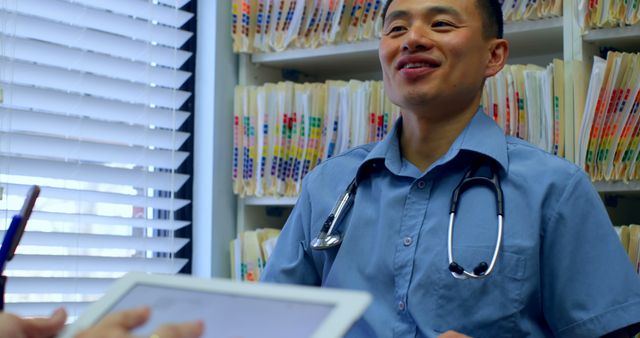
310,156,504,280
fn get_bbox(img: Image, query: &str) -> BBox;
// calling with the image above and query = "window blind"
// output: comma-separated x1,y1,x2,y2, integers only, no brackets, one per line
0,0,193,319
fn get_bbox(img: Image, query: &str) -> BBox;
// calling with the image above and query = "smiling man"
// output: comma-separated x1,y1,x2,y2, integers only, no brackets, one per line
262,1,640,337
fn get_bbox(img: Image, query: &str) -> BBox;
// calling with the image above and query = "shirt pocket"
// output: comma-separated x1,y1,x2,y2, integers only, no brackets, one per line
431,246,527,338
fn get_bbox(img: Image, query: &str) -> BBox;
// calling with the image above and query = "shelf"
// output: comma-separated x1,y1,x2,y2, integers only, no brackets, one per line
242,196,297,206
583,25,640,52
504,17,563,63
594,181,640,194
251,17,564,77
252,39,380,77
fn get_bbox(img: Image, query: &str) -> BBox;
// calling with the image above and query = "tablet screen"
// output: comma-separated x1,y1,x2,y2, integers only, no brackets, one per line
105,284,334,338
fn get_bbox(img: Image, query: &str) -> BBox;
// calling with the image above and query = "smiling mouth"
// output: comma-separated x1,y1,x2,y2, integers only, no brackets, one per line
401,62,435,70
396,57,441,72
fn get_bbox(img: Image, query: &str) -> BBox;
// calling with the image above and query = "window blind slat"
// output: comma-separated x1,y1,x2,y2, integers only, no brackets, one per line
6,277,113,294
0,108,190,150
0,83,190,129
0,36,191,89
72,0,193,28
2,59,190,109
0,11,192,68
0,132,189,169
7,255,188,274
1,157,189,191
2,183,190,211
3,0,193,48
3,210,190,231
157,0,190,9
3,231,189,252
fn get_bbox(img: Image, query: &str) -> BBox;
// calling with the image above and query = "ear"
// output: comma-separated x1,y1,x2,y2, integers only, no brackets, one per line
484,39,509,78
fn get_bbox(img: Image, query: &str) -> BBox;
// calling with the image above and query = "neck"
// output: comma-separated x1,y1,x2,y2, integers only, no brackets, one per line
399,99,481,172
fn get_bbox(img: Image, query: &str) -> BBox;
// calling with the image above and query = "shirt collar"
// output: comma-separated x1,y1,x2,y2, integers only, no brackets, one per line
360,108,509,177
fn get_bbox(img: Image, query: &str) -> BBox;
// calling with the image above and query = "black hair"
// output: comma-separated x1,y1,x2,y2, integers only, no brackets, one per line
380,0,504,39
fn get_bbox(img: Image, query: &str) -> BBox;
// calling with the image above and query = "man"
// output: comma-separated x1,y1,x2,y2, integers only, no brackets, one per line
0,307,203,338
262,0,640,337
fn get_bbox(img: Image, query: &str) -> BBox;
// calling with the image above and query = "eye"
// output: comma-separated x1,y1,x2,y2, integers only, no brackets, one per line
384,24,407,35
432,20,455,28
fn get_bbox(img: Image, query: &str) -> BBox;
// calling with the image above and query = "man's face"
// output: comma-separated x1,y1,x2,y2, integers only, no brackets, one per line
379,0,497,114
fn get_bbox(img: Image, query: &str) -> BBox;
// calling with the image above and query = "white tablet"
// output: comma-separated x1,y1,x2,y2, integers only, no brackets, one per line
58,272,371,338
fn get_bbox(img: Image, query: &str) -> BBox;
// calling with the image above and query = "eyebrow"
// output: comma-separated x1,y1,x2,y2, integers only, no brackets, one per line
384,5,464,26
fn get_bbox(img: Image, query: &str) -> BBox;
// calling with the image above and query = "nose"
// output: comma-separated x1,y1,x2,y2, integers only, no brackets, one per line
401,25,434,52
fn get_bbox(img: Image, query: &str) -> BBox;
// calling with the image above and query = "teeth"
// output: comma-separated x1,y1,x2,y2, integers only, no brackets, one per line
403,62,428,69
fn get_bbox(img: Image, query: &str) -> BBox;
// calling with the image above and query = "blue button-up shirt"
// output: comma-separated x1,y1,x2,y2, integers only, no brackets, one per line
261,110,640,337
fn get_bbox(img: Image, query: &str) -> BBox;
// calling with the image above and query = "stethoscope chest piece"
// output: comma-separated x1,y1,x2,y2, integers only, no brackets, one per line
310,180,357,250
310,230,342,249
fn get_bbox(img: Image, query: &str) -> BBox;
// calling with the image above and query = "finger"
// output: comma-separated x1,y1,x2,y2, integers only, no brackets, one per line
97,306,150,330
22,308,67,338
152,320,204,338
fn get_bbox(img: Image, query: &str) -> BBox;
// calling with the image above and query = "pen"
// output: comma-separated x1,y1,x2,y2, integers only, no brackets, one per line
0,214,24,311
0,215,23,273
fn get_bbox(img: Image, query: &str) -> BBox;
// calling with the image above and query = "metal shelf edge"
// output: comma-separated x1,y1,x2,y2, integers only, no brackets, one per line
252,40,378,65
504,17,563,34
241,196,298,206
594,181,640,193
584,25,640,42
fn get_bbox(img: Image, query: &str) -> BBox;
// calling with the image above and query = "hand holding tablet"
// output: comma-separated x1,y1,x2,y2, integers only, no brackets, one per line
59,272,371,338
72,307,203,338
0,187,371,338
0,307,203,338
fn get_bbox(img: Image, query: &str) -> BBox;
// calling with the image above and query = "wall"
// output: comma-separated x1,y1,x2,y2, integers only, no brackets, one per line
192,0,237,278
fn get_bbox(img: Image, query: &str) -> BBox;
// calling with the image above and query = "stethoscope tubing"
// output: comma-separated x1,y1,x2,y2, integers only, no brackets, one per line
311,156,504,280
448,213,504,279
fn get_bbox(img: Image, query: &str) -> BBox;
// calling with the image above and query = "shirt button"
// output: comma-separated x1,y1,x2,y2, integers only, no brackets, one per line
417,180,426,189
403,237,413,246
398,301,406,311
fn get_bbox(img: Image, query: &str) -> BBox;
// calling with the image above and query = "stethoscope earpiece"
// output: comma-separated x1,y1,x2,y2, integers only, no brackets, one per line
448,262,465,275
473,262,489,276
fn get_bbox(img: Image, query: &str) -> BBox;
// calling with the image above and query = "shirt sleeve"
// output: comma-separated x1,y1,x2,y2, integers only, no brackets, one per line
542,169,640,337
261,177,321,286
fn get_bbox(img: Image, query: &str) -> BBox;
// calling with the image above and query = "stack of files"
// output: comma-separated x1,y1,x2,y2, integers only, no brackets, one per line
482,60,565,157
230,228,282,282
232,80,400,198
231,0,385,53
502,0,563,22
614,224,640,274
579,0,640,30
577,52,640,182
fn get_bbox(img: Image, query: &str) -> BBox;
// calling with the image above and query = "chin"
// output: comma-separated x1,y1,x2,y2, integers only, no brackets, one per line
401,91,433,109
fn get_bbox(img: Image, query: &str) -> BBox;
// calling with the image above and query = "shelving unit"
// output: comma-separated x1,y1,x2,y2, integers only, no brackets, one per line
235,7,640,234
